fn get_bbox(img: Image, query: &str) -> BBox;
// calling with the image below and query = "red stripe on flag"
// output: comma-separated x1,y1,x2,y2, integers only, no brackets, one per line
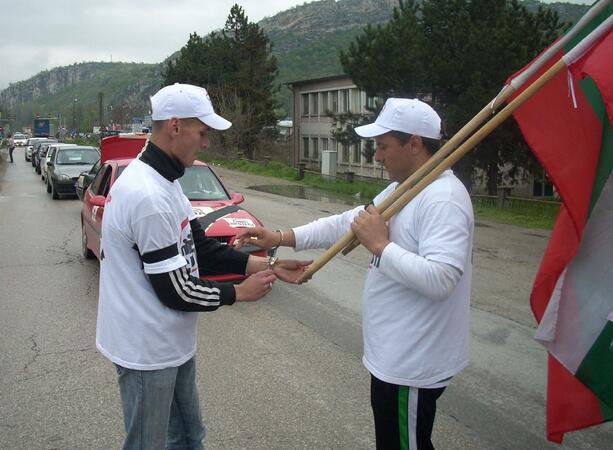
546,355,605,443
512,50,602,245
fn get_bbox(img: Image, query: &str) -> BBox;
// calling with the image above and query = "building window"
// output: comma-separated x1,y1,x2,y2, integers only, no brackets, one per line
320,92,328,115
364,139,375,164
366,96,376,109
341,143,349,162
330,138,337,152
331,90,338,113
302,94,309,116
302,137,309,159
321,137,328,152
311,93,318,117
342,89,350,112
312,138,319,160
353,143,361,163
352,89,361,113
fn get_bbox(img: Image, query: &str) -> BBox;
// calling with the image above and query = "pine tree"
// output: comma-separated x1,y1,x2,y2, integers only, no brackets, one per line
338,0,564,193
163,4,278,159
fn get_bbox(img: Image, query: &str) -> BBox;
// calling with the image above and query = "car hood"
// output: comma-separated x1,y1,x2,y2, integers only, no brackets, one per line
191,200,263,241
55,165,95,177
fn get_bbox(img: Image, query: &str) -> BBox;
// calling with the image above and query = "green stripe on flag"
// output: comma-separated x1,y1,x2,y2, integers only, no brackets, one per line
563,3,613,53
576,320,613,418
577,76,613,215
398,385,409,450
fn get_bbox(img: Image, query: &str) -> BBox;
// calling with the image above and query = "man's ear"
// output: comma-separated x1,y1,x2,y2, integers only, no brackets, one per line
407,134,423,154
167,118,180,136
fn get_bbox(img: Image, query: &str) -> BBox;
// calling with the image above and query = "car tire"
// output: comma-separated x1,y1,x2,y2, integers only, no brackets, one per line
51,181,59,199
81,223,95,259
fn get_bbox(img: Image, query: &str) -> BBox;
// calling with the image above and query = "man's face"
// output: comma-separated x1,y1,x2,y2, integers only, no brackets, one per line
374,133,414,183
174,119,210,167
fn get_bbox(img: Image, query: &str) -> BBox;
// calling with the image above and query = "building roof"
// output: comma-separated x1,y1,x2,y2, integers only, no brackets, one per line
285,74,352,87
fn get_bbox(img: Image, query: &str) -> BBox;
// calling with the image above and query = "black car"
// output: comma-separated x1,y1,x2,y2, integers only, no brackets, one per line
46,146,99,199
76,159,101,200
32,140,57,170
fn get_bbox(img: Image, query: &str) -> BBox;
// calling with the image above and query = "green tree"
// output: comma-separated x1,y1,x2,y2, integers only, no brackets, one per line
339,0,565,193
163,4,279,159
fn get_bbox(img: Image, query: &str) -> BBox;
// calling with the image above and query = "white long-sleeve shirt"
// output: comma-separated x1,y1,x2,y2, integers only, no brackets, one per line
294,170,474,387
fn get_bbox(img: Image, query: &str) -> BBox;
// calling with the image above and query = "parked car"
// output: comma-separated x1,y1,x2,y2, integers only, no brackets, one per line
75,159,101,200
12,133,28,146
33,140,58,171
41,143,76,181
81,134,267,282
46,145,99,199
25,137,50,161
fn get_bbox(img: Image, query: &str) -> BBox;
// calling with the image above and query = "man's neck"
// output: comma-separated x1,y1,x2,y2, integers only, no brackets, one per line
139,141,185,182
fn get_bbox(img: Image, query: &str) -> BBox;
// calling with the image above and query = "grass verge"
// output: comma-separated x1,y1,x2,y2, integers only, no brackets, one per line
214,159,559,230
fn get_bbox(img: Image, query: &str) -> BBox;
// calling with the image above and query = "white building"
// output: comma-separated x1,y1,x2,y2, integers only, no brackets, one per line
288,75,387,180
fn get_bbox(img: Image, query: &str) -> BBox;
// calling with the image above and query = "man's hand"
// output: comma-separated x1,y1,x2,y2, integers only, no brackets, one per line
234,269,277,302
273,259,313,284
234,226,279,250
350,205,390,256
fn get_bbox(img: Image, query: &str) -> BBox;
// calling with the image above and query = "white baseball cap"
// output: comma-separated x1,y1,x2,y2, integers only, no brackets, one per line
150,83,232,130
355,98,441,139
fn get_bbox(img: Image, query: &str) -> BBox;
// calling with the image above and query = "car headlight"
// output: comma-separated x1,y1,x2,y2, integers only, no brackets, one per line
59,174,71,180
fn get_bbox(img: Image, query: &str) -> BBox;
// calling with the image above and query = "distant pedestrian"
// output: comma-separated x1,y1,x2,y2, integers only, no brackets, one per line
7,134,15,163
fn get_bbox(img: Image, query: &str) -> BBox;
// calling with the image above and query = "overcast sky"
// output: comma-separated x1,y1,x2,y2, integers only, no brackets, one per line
1,0,595,91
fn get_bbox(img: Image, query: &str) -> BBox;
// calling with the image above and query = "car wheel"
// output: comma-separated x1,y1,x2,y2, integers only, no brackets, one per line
81,223,94,259
51,181,59,199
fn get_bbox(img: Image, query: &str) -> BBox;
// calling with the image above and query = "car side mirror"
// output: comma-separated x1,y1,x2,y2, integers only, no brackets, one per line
230,192,244,204
90,195,106,207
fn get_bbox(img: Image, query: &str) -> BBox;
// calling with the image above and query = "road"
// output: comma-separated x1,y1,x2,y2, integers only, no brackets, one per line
0,146,611,449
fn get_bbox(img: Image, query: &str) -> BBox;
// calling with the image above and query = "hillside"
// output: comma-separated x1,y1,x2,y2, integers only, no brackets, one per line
0,0,589,129
0,62,162,131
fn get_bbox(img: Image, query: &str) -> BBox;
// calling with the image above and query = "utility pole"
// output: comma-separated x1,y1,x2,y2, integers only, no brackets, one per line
98,92,104,127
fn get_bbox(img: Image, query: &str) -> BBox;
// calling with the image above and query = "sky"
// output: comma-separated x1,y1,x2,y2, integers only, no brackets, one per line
1,0,596,91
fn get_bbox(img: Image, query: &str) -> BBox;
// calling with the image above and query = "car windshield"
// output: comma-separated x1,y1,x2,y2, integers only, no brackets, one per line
56,148,99,165
179,166,230,201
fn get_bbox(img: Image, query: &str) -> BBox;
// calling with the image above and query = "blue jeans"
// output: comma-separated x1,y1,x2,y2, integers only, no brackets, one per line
115,357,205,450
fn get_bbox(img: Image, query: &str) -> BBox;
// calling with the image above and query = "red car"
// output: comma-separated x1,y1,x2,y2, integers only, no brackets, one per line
80,134,267,282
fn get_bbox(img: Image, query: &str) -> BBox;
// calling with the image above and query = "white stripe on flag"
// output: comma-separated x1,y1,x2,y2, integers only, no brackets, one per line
535,172,613,373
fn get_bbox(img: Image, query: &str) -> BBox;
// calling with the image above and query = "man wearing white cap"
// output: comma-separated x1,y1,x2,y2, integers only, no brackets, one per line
96,83,310,450
235,98,474,449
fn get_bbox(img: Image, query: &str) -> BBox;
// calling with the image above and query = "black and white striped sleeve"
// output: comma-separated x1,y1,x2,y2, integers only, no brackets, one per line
144,246,237,311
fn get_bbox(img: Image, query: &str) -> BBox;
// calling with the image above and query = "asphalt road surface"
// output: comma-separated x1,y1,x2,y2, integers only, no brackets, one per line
1,146,611,449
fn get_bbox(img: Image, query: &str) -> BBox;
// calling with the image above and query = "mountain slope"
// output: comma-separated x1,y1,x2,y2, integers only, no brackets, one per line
0,0,589,128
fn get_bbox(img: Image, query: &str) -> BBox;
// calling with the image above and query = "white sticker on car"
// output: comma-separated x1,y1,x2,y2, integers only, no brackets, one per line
192,206,215,217
222,218,256,228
